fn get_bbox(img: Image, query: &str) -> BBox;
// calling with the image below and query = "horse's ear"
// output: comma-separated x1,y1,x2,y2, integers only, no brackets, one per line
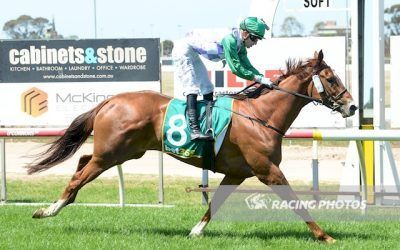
317,50,324,65
314,51,319,59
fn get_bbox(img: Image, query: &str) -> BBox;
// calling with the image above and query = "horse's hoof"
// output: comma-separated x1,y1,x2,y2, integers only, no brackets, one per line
188,231,203,238
32,208,45,219
325,236,336,244
319,234,336,244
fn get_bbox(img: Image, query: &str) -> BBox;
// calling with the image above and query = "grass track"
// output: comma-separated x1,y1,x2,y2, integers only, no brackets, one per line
1,176,400,249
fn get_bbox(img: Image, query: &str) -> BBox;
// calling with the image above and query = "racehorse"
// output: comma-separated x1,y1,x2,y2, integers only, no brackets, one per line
28,50,357,243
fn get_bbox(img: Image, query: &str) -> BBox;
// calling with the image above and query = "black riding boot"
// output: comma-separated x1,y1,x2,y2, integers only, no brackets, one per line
187,94,213,141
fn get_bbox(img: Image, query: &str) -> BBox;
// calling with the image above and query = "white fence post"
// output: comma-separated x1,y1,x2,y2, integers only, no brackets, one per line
0,139,6,203
312,140,319,201
201,169,209,205
158,151,164,204
117,165,125,207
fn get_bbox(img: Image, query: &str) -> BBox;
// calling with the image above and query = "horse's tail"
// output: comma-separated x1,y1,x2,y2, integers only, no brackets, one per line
27,100,109,175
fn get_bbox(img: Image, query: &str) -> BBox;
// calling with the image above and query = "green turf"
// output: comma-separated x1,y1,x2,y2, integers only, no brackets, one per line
1,175,400,249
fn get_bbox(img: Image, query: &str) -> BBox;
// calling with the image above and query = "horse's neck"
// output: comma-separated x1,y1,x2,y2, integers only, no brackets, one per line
254,76,311,134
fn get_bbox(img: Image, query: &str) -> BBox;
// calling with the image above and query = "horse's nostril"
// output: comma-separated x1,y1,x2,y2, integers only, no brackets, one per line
349,105,358,115
350,105,358,112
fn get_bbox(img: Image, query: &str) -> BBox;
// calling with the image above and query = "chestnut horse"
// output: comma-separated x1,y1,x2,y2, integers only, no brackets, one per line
28,50,356,243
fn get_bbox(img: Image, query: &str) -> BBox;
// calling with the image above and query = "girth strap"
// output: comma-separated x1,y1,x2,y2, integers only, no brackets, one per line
199,100,216,172
214,105,285,136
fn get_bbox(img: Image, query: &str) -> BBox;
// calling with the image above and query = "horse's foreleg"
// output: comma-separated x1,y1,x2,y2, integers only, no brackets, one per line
189,175,245,238
32,156,108,219
257,165,335,243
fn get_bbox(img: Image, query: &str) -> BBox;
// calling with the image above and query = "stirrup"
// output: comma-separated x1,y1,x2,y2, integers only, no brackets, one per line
190,131,213,141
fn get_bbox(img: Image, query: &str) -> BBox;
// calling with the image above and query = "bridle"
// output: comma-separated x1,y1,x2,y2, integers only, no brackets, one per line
270,64,348,111
307,65,349,112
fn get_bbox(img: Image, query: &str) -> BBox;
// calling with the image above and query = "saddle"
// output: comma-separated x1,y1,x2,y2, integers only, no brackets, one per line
162,97,233,172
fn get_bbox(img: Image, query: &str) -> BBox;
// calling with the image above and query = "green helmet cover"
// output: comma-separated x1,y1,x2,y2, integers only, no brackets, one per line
239,17,270,39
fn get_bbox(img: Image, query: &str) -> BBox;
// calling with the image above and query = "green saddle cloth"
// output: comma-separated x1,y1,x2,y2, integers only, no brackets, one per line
162,96,233,158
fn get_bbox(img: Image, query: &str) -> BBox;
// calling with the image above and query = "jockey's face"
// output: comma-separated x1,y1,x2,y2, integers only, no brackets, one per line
241,30,259,48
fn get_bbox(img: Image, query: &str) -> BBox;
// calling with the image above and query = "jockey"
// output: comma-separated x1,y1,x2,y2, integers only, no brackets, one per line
172,17,273,141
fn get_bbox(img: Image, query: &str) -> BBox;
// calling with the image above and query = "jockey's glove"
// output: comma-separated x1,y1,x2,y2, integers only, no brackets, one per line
254,75,274,89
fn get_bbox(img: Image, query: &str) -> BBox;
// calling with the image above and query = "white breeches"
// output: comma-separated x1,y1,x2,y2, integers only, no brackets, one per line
172,40,214,96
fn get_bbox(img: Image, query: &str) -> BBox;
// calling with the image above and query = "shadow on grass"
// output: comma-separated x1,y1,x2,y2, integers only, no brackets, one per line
60,223,375,242
6,199,43,203
151,227,374,241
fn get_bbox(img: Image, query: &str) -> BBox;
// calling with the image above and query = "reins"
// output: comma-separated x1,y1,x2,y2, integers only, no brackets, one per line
216,83,321,137
217,65,348,136
270,84,323,104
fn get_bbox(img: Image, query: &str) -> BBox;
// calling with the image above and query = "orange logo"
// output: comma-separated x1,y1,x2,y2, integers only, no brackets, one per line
21,87,48,117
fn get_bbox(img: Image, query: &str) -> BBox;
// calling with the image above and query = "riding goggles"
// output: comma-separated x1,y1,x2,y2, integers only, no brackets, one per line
249,34,261,42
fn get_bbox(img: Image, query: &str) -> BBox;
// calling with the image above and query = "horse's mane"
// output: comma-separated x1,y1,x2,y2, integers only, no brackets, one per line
227,58,310,100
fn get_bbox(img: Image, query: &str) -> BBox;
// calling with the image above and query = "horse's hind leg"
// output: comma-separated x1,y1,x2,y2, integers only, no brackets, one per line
32,155,110,219
64,154,92,205
256,164,335,243
189,175,245,237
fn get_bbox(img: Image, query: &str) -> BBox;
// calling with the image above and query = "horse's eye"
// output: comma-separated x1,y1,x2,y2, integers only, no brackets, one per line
327,78,336,85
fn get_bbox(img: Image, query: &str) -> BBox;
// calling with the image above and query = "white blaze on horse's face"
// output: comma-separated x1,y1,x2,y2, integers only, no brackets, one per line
338,96,358,118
